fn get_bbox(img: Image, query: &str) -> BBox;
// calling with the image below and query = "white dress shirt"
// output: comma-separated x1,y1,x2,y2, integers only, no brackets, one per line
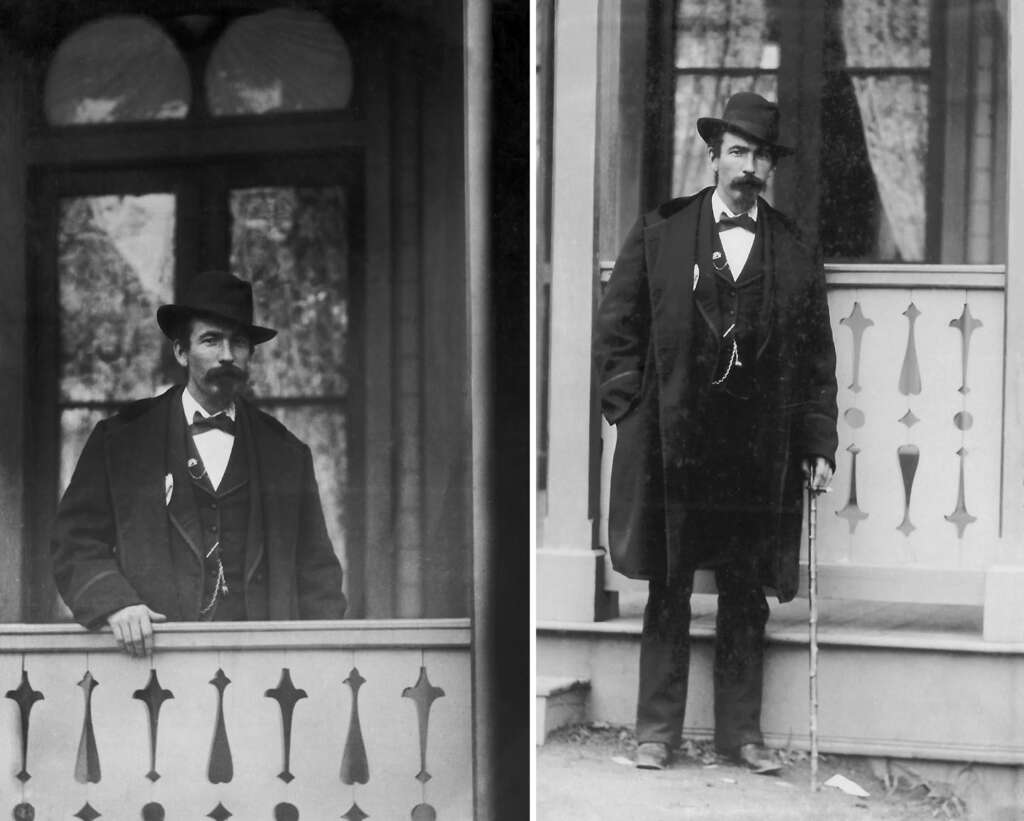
182,388,236,491
712,190,758,281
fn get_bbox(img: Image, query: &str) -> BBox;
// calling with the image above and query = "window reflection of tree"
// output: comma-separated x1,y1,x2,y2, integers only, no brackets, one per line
58,198,171,403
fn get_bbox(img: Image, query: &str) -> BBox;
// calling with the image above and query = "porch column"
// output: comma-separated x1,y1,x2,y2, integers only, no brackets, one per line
992,0,1024,641
0,35,26,622
537,0,615,622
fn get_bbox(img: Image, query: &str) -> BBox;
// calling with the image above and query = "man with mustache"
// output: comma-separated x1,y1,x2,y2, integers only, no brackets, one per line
51,271,347,655
593,93,837,773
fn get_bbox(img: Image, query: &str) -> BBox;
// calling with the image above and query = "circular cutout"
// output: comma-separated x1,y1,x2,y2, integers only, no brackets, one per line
843,407,865,429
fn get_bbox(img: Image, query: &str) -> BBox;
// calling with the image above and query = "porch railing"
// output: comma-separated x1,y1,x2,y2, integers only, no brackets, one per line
598,265,1012,622
1,619,472,819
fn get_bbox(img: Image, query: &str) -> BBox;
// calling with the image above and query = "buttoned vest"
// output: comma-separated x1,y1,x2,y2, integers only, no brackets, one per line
709,222,765,399
186,434,250,621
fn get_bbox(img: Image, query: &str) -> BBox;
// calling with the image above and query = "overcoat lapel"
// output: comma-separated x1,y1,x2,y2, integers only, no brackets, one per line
236,402,268,586
106,389,183,591
693,195,722,337
756,199,781,359
647,189,717,384
165,390,204,564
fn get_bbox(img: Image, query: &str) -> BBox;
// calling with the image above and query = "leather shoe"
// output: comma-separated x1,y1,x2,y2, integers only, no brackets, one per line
635,742,670,770
732,743,781,774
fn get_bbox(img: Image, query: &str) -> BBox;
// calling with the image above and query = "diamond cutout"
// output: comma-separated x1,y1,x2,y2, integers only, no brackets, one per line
207,804,232,821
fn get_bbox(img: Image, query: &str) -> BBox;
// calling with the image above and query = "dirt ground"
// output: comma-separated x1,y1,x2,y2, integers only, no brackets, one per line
537,724,966,821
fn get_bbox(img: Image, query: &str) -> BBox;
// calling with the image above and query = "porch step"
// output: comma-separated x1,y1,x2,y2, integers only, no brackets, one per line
538,596,1024,765
536,675,591,744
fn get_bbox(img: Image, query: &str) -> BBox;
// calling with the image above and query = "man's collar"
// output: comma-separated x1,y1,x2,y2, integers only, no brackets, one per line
712,189,759,223
182,387,236,423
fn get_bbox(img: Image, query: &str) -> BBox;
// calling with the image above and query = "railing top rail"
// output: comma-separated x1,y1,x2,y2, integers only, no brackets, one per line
825,264,1006,289
0,618,472,653
598,260,1007,285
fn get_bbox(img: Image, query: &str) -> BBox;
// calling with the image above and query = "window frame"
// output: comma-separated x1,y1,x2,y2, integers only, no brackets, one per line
655,0,1007,266
26,153,367,622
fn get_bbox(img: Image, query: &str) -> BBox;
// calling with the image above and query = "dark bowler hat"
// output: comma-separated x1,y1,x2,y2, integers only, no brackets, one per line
157,271,278,344
696,92,794,157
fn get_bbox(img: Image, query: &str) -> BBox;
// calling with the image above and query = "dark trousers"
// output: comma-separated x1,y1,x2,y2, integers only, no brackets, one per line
636,560,769,753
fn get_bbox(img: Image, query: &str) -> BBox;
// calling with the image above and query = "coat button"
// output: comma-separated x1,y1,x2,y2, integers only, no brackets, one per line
253,571,264,584
209,524,218,533
209,502,218,510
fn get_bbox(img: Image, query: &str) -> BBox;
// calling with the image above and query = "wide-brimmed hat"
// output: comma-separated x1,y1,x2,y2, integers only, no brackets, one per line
157,271,277,345
696,92,794,157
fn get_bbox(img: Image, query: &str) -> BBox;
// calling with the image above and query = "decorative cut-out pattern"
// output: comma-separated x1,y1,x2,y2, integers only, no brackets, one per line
340,667,369,785
945,447,978,537
897,445,920,536
950,304,982,395
341,804,369,821
840,301,874,393
274,803,299,821
74,804,101,821
898,303,923,396
133,669,174,781
141,803,165,821
899,409,919,428
75,671,101,783
266,667,307,783
12,803,34,821
403,666,445,784
208,668,234,784
843,407,865,429
5,669,44,782
835,444,869,533
954,411,974,431
207,803,232,821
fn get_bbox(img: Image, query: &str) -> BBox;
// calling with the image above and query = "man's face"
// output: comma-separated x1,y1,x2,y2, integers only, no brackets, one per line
710,131,775,213
173,317,253,412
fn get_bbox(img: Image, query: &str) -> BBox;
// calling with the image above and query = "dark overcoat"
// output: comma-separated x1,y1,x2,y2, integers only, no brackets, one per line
51,385,347,628
593,188,838,601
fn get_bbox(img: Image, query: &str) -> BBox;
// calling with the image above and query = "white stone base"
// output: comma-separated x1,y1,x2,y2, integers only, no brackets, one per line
536,675,591,744
536,548,618,622
984,565,1024,641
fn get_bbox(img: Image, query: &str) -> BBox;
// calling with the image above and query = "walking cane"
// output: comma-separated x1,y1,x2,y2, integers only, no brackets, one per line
807,479,823,791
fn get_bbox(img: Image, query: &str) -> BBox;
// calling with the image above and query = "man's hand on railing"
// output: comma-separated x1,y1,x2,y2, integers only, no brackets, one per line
106,604,167,657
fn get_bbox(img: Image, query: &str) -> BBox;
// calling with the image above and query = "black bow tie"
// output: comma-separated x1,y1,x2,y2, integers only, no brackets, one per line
191,411,235,436
718,213,756,232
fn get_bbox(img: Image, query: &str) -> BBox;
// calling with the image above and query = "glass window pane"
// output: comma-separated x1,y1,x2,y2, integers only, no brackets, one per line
270,405,347,591
229,186,349,397
676,0,779,69
60,408,107,497
59,194,176,403
820,74,929,261
819,0,1004,263
206,9,353,115
44,15,190,125
841,0,930,68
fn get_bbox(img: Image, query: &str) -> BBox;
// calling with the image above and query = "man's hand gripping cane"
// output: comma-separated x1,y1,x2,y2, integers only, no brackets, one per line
801,456,833,494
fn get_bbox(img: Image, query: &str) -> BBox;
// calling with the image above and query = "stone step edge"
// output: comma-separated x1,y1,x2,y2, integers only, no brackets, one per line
536,675,591,698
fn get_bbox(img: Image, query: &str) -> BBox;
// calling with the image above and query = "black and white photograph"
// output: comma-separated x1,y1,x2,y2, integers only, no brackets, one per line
536,1,1022,818
0,1,529,819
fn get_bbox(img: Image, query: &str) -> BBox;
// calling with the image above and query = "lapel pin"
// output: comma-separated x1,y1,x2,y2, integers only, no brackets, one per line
164,473,173,507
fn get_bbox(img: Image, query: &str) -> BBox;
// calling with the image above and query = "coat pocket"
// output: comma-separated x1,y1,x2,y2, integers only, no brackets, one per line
600,369,643,425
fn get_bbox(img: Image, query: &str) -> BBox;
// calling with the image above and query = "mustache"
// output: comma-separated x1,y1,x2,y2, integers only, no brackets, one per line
207,365,247,381
730,174,765,190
